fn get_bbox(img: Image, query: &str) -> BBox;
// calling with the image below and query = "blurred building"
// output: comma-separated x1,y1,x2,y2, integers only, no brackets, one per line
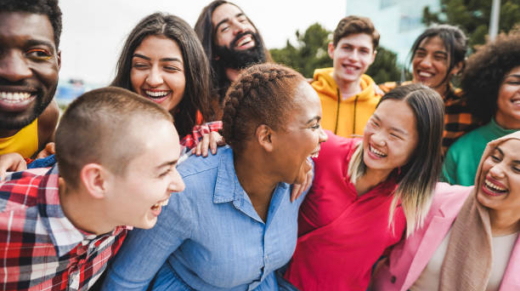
346,0,441,66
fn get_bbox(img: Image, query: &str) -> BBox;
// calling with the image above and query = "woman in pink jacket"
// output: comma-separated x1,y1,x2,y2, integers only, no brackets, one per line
372,131,520,291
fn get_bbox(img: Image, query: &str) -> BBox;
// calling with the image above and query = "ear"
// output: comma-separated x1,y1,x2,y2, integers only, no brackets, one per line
79,163,110,200
328,42,335,60
255,124,274,152
450,61,464,76
57,50,61,70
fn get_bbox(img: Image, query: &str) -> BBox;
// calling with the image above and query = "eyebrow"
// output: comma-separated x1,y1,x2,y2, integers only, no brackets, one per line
505,74,520,79
372,114,408,135
156,159,178,170
214,12,245,32
417,47,447,56
306,116,321,124
494,147,504,156
132,54,183,63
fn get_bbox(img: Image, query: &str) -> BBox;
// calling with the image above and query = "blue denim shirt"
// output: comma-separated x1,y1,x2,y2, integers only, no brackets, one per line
102,146,309,291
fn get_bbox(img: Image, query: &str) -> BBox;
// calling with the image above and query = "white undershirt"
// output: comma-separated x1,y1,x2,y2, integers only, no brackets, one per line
411,230,519,291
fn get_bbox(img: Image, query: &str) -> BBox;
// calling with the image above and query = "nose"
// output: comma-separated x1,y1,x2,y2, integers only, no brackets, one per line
419,54,433,68
168,168,186,193
231,19,248,35
371,131,386,147
0,50,32,82
145,66,163,87
318,127,328,143
348,49,359,62
488,162,505,179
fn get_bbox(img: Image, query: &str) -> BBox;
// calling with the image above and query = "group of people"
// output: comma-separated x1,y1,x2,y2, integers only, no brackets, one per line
0,0,519,291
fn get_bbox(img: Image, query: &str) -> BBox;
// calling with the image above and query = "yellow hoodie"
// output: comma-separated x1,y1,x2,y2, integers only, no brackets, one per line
312,68,382,138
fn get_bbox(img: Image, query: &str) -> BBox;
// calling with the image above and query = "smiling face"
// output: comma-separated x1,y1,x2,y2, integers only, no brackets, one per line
412,36,460,96
212,3,256,51
0,12,60,131
329,33,375,87
130,35,186,112
495,66,520,129
363,99,419,176
272,82,328,185
477,139,520,217
105,119,185,229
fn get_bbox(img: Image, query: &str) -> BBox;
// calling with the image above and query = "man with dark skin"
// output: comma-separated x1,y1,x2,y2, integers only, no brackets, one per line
195,0,271,107
0,0,60,159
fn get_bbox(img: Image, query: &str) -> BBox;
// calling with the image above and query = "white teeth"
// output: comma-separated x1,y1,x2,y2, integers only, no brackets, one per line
145,90,169,98
237,36,252,47
310,152,319,159
152,198,169,209
370,145,387,157
0,91,32,102
512,100,520,105
419,72,433,77
485,179,507,192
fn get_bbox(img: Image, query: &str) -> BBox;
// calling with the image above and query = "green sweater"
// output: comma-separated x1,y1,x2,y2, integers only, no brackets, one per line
441,119,519,186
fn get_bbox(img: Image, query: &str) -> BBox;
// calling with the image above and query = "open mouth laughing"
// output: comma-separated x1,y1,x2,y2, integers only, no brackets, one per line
0,90,37,111
482,176,508,196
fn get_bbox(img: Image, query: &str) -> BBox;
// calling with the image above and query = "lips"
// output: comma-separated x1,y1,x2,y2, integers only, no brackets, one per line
482,176,508,196
150,195,171,216
141,89,171,104
232,32,256,50
369,144,387,158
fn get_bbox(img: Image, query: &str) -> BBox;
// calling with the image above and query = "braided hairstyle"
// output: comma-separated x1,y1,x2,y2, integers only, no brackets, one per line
222,63,305,154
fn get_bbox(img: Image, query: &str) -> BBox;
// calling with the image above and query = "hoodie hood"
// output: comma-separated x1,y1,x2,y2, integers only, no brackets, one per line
312,67,377,102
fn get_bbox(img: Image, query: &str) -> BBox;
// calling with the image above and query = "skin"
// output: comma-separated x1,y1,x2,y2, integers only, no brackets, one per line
0,12,60,149
412,36,462,98
328,33,376,96
131,35,186,112
234,82,328,221
59,118,185,234
356,99,419,195
477,139,520,236
495,66,520,130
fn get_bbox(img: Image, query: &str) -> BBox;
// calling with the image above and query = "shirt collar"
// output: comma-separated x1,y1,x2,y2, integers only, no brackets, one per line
213,147,242,204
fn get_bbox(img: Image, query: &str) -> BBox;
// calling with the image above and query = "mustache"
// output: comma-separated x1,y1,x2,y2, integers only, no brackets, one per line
230,31,257,49
0,78,38,92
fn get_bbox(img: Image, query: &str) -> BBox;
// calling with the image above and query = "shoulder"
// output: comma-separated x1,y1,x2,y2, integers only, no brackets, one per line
447,126,487,156
178,146,228,178
429,183,472,217
320,131,360,155
37,100,60,146
0,168,51,212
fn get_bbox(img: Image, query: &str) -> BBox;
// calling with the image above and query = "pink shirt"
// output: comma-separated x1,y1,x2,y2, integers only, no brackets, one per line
285,131,406,291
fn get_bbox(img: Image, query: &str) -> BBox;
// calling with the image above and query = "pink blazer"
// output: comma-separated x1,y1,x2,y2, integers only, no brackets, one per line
372,182,520,291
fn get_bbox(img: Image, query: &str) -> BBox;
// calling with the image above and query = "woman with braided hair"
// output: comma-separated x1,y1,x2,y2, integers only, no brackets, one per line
102,63,328,290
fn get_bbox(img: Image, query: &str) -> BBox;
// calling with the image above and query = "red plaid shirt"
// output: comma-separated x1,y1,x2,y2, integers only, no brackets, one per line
179,121,223,151
0,166,129,291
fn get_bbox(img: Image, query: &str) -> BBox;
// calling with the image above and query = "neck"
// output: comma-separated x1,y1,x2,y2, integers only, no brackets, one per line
494,114,520,130
59,178,115,235
355,167,392,196
225,67,242,83
334,74,362,97
234,153,277,218
490,208,520,236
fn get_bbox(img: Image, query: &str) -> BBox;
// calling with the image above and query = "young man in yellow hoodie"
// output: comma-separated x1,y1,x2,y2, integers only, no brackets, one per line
313,16,381,138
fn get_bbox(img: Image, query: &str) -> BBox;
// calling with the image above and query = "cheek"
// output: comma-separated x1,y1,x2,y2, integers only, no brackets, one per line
130,70,144,92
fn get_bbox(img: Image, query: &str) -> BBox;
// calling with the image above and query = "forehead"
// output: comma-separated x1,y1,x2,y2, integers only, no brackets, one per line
496,139,520,160
211,3,244,27
293,82,322,118
505,66,520,76
134,35,182,58
375,99,416,132
417,35,446,52
337,33,374,49
0,12,55,47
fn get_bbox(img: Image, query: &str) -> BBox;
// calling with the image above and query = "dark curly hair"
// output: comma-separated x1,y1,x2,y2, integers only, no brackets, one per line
462,32,520,124
0,0,62,48
112,13,213,138
222,63,305,154
410,24,468,90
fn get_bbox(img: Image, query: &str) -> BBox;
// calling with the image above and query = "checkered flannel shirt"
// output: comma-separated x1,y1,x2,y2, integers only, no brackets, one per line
379,81,480,154
0,166,130,291
179,121,223,150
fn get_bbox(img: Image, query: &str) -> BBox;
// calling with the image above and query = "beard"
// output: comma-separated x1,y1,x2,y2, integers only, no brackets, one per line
214,32,266,70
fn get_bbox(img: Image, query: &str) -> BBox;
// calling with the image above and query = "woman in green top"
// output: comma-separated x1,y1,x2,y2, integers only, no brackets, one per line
441,32,520,185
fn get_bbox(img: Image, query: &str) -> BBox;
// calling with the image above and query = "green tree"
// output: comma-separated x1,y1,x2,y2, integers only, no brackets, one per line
270,23,403,84
423,0,520,50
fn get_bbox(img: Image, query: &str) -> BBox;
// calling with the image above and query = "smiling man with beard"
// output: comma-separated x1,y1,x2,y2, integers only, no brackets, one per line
195,0,272,112
0,0,60,159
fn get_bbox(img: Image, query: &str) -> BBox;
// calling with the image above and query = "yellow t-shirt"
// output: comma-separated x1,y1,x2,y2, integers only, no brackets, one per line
0,119,38,158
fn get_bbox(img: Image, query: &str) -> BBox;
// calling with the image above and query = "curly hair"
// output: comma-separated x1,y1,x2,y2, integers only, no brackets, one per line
0,0,62,48
222,63,305,154
462,32,520,124
111,13,213,138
